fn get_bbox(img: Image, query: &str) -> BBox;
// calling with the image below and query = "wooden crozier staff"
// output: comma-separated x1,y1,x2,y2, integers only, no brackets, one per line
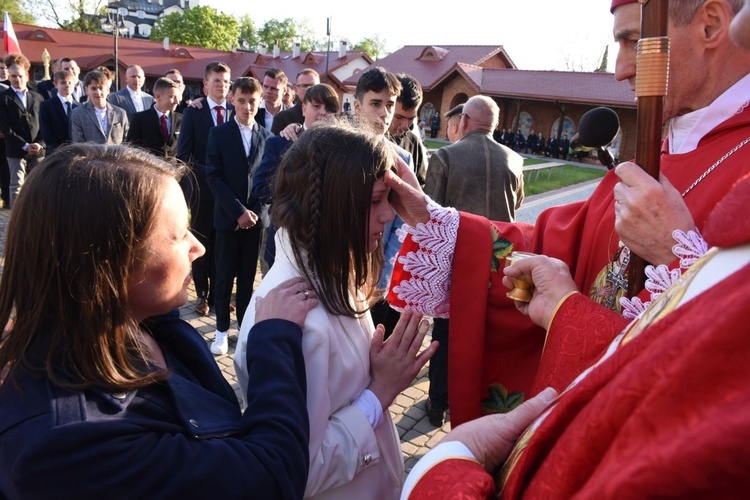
627,0,670,296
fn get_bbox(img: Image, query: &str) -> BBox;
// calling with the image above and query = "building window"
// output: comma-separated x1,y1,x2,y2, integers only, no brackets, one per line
137,10,144,19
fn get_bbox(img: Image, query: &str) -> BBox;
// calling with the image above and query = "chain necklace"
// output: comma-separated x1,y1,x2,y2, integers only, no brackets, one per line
681,136,750,197
601,135,750,310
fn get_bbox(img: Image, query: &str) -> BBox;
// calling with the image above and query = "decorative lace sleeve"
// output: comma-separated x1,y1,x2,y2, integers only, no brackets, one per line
390,199,459,318
620,228,708,320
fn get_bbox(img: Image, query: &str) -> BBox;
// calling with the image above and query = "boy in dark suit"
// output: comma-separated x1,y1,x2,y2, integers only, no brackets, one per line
205,77,270,355
0,54,44,208
127,77,182,158
176,61,233,317
39,70,78,155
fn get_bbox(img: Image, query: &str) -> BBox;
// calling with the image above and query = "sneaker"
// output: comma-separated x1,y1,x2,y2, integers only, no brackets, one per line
210,330,229,355
195,297,209,316
425,399,447,427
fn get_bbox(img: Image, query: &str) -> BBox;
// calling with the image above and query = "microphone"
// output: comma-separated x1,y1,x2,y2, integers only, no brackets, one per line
569,107,620,170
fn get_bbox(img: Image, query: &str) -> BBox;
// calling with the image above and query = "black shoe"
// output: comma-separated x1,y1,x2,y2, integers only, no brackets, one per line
425,399,446,427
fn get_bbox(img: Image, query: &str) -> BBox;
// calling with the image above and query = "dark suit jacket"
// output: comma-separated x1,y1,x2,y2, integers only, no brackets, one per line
108,88,155,121
40,96,78,154
0,87,45,158
251,135,293,204
254,106,287,131
176,103,233,205
127,107,182,158
205,119,271,231
48,80,87,104
271,101,303,135
36,79,55,100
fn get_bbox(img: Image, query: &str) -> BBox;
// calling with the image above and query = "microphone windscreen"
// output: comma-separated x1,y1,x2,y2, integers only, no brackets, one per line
578,107,620,148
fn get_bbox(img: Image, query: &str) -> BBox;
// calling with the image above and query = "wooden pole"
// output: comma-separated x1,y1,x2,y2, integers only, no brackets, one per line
627,0,670,296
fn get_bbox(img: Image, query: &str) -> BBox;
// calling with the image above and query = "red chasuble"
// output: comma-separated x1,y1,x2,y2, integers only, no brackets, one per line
391,107,750,427
409,174,750,498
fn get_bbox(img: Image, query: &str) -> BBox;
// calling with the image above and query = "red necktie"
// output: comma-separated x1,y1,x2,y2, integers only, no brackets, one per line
215,106,224,124
160,114,169,142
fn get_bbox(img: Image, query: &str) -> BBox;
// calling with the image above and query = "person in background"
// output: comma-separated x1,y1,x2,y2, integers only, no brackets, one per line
70,70,128,145
108,65,154,121
205,77,271,356
271,68,320,135
39,70,79,155
126,77,182,159
0,54,44,208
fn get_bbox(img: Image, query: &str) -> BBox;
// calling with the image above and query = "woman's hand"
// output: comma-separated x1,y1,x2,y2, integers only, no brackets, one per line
368,310,438,409
383,156,430,226
255,278,317,327
502,255,578,329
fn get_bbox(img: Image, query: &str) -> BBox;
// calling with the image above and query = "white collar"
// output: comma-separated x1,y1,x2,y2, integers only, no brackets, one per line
235,116,254,131
57,93,73,105
206,96,226,109
668,73,750,154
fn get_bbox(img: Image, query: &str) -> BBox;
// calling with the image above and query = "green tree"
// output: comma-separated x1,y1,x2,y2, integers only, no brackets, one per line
257,18,297,52
352,35,387,61
1,0,35,24
27,0,106,33
151,6,239,51
236,14,259,51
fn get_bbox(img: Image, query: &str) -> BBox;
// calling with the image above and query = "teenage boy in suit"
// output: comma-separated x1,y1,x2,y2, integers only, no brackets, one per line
127,77,182,158
205,77,271,355
70,70,128,145
40,70,78,155
0,54,45,208
177,61,233,317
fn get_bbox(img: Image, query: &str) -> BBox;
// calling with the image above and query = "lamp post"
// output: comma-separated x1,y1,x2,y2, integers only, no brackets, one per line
102,11,128,89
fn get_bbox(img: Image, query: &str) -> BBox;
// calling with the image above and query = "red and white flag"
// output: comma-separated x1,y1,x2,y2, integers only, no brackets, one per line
3,12,22,55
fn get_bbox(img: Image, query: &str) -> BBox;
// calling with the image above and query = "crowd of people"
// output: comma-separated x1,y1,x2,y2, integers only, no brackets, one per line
1,0,749,497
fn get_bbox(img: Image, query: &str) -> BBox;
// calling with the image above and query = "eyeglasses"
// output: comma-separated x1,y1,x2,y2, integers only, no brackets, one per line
295,83,315,89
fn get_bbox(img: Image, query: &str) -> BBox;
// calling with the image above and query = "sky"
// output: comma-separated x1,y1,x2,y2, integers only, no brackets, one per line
204,0,620,72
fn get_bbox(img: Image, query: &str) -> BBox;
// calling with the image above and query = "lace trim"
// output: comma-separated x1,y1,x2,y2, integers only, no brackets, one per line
391,199,459,318
620,229,708,319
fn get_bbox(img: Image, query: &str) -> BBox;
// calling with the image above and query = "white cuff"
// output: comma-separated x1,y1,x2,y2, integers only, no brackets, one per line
352,389,384,429
401,441,477,499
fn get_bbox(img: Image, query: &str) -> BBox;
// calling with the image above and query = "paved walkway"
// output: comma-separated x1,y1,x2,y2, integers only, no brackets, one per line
0,173,600,477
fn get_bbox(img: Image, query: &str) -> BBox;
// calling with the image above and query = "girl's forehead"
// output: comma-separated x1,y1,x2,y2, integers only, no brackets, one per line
372,181,389,194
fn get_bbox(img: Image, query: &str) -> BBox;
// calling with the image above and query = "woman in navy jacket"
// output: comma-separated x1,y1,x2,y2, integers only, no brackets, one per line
0,143,316,499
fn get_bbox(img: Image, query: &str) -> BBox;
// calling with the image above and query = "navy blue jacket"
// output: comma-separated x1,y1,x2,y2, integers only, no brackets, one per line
252,134,293,205
176,103,233,206
0,314,309,499
205,119,271,231
39,96,78,155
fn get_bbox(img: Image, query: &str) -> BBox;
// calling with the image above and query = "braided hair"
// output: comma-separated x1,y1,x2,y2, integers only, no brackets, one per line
272,119,396,317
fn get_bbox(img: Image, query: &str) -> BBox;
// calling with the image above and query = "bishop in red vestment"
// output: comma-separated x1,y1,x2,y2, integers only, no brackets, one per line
389,0,750,426
403,166,750,500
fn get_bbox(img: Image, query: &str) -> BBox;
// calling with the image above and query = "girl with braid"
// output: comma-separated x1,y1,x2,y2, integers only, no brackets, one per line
235,121,437,499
